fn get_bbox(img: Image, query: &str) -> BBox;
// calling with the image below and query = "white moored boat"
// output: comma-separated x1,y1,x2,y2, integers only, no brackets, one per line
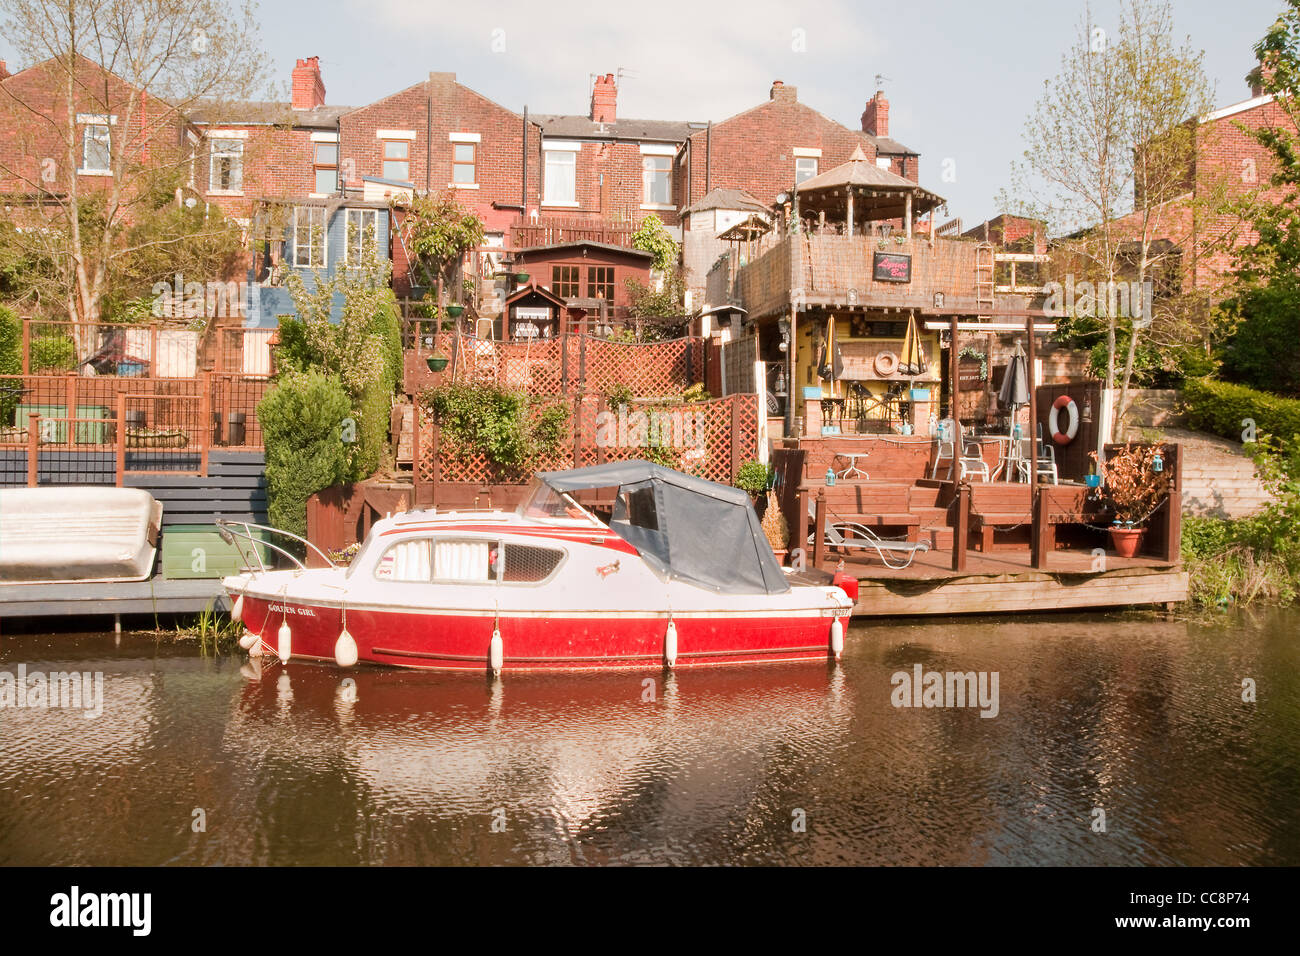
222,461,858,673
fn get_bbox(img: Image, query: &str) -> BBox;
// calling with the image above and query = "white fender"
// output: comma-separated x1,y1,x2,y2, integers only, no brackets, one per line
489,627,504,676
830,618,844,661
334,628,358,668
277,620,292,662
248,634,264,657
238,630,259,650
665,620,678,668
230,593,244,623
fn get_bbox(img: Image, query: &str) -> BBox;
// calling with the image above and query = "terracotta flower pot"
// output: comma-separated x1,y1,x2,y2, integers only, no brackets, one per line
1109,526,1145,558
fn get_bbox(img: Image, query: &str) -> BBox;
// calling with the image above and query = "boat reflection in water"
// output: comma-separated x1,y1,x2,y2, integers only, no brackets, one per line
225,659,855,864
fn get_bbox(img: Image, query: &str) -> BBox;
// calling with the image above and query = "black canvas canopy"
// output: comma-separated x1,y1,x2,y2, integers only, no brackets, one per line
537,461,790,595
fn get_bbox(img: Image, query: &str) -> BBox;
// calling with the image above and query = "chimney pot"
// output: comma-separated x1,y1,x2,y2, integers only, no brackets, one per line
861,90,889,137
590,71,617,123
769,80,796,102
291,55,326,111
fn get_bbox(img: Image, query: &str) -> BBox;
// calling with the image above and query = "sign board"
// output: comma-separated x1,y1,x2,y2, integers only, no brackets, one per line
958,359,985,390
872,252,912,283
511,306,550,340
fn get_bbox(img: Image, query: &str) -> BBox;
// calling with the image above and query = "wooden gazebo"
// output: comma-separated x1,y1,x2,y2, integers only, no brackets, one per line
793,145,945,238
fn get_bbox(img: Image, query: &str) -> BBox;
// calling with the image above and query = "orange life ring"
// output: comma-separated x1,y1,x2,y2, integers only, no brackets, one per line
874,351,898,377
1049,394,1079,445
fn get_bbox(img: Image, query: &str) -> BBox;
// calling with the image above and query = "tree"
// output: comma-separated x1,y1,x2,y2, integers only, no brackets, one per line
631,214,679,273
0,0,273,336
621,269,687,342
277,220,403,481
1004,0,1213,441
1215,1,1300,397
391,191,484,305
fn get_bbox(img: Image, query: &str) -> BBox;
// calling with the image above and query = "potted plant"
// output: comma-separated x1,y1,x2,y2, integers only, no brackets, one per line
426,351,450,373
445,304,465,318
1090,442,1171,558
761,490,790,564
513,271,530,284
734,460,772,504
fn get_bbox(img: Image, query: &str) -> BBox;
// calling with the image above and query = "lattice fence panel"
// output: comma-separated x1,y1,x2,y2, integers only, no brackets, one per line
416,393,760,492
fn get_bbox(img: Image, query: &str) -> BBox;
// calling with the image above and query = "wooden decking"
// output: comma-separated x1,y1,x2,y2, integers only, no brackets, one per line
821,547,1187,616
0,577,229,619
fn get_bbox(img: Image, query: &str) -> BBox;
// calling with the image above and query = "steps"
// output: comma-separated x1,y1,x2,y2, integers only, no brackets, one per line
1132,427,1277,519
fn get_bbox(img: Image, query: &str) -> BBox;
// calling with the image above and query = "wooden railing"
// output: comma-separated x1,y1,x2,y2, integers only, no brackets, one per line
509,216,636,250
734,234,985,318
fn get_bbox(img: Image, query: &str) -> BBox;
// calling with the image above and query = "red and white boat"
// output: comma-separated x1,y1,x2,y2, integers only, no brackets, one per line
221,461,858,673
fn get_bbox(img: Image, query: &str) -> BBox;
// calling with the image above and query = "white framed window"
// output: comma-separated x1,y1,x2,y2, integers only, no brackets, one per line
382,139,410,182
876,157,892,170
81,124,111,174
543,146,578,205
292,206,327,268
313,142,339,194
452,142,476,185
345,208,380,266
209,138,244,193
641,154,672,206
795,156,818,184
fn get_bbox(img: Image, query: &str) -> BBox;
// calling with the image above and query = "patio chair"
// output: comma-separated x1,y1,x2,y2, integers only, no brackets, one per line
807,501,931,569
959,433,991,482
1014,436,1058,484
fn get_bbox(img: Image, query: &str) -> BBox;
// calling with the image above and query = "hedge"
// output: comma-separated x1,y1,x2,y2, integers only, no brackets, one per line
1182,377,1300,447
257,370,353,538
0,307,20,423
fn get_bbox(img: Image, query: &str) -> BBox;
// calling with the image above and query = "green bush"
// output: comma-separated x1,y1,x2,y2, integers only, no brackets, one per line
734,460,772,493
30,333,76,373
0,307,20,423
258,370,353,538
422,382,568,475
1182,378,1300,447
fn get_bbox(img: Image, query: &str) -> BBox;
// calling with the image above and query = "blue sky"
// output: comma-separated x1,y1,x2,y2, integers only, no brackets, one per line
2,0,1287,226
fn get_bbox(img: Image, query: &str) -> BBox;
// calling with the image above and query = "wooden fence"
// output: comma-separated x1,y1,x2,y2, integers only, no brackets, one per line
19,319,274,378
413,393,760,505
0,373,270,487
402,327,705,398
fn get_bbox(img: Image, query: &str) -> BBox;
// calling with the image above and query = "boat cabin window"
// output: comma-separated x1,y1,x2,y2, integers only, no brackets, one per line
614,484,658,531
374,537,501,584
500,543,565,583
517,480,602,525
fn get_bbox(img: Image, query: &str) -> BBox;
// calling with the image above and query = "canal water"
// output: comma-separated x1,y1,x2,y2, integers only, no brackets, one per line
1,609,1296,866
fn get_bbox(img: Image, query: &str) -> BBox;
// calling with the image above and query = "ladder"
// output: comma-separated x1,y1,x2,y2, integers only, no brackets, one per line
974,242,995,317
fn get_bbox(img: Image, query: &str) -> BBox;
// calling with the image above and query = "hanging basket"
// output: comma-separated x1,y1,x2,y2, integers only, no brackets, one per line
445,304,465,318
426,356,449,373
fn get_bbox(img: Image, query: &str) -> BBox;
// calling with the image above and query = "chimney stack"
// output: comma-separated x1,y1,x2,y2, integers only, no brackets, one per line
291,56,326,111
861,90,889,137
769,80,797,102
591,73,617,123
0,60,10,81
1247,61,1276,98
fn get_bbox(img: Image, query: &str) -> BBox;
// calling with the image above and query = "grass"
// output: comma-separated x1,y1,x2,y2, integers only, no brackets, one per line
1183,515,1299,609
168,600,242,655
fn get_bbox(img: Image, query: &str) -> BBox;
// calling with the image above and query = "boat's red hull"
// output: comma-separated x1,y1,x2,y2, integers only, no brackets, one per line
240,597,842,671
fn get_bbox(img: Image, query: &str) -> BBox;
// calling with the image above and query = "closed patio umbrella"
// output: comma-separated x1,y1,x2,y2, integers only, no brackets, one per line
817,314,843,381
898,312,925,378
998,343,1030,409
998,342,1032,479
